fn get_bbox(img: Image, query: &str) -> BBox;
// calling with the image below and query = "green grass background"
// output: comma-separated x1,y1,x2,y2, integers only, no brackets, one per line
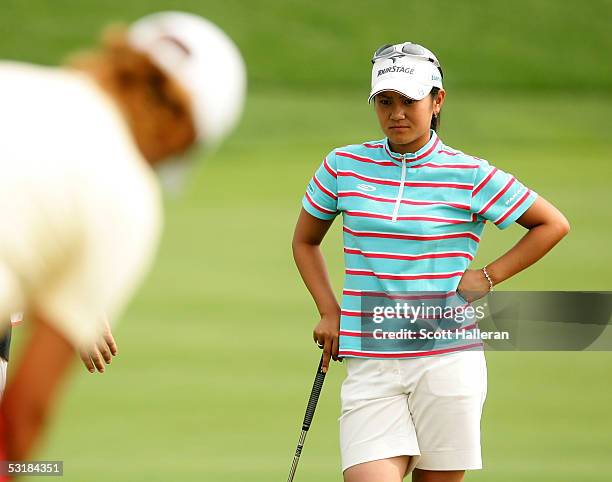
2,1,611,481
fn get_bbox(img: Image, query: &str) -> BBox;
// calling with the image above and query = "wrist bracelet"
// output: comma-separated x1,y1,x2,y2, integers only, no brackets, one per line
482,266,494,291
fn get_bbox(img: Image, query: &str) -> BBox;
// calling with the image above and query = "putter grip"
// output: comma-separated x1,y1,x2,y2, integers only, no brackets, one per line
302,356,326,431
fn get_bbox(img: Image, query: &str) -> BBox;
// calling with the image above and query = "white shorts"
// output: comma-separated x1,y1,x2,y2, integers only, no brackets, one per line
339,350,487,474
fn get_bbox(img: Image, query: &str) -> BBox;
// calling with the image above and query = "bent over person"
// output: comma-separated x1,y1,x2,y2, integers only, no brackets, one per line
0,11,246,471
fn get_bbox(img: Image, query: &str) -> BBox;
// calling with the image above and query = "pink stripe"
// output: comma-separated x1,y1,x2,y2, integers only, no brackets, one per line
338,170,399,186
313,175,337,200
384,136,440,162
345,210,468,224
343,290,457,300
417,136,440,159
343,291,473,313
338,191,470,210
340,323,478,338
305,191,335,215
391,214,468,224
344,247,473,261
345,211,391,220
340,330,374,337
323,157,337,178
363,142,385,149
346,268,464,280
495,189,532,225
340,310,470,320
343,226,481,242
338,171,471,189
384,144,402,161
412,162,479,169
406,181,471,190
338,342,484,358
336,150,397,167
338,191,396,203
437,149,460,156
472,167,498,197
341,310,373,317
478,177,516,215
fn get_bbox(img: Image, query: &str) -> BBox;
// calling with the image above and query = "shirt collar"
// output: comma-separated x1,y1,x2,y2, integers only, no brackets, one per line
383,129,441,166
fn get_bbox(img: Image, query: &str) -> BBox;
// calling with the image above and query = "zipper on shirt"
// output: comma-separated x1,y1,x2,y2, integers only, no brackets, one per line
391,155,407,222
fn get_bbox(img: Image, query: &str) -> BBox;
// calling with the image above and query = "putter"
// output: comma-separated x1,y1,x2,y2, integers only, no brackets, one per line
286,354,327,482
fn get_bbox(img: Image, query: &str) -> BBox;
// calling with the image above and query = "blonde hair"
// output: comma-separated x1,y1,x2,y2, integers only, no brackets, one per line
67,27,197,164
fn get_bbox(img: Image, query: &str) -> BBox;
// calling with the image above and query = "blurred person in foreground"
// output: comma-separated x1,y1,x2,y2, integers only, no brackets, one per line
0,315,23,402
1,312,117,383
0,10,246,468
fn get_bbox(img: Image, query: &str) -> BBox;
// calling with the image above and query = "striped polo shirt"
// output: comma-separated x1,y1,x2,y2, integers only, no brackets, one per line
302,129,538,359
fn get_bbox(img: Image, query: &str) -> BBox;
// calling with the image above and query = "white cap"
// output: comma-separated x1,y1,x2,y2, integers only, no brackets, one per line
368,54,443,103
128,11,247,147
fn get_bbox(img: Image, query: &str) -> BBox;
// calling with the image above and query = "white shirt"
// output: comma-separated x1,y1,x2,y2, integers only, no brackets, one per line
0,62,162,348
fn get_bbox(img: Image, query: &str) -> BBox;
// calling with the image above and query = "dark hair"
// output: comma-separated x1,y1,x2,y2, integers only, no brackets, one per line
430,87,441,132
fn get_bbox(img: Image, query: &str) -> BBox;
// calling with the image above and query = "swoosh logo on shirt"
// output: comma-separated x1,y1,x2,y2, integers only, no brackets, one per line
356,183,377,192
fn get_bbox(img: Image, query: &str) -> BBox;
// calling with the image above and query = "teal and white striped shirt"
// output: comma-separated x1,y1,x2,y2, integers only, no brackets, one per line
302,130,537,359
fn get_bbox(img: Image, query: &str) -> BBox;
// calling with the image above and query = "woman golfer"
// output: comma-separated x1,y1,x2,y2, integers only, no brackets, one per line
0,11,245,469
293,42,569,482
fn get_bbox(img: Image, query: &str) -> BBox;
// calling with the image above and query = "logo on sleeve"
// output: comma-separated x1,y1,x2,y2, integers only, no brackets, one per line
505,186,526,205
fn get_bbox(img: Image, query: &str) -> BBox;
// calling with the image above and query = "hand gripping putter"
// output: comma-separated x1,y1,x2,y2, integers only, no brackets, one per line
286,355,327,482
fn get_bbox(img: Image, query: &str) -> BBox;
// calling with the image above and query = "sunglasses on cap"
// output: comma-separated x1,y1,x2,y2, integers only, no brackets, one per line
371,42,444,79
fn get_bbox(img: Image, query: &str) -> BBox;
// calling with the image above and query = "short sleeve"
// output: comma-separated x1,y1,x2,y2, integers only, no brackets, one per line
301,150,339,220
471,159,538,229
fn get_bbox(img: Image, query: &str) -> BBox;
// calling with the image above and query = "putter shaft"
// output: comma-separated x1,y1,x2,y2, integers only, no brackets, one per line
286,356,326,482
